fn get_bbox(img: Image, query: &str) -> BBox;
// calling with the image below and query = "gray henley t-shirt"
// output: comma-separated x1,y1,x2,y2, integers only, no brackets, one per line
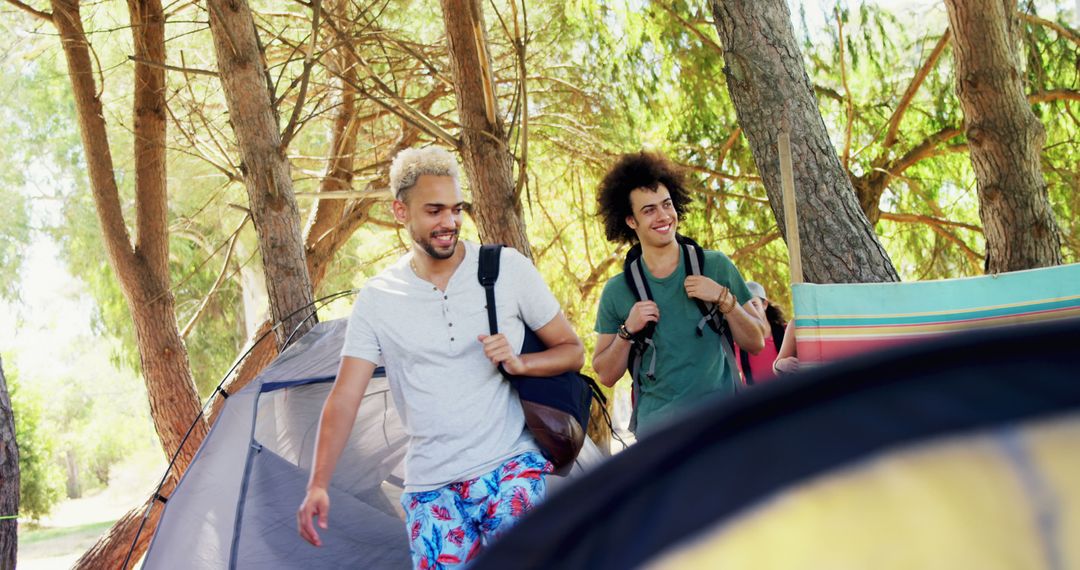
341,241,559,492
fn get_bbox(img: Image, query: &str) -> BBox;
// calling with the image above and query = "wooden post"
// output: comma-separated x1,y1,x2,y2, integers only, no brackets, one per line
778,124,804,284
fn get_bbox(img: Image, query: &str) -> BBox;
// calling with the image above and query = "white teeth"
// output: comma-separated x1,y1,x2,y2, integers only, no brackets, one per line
432,232,456,245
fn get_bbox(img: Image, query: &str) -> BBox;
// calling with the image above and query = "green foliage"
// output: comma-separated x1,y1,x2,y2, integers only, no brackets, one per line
15,332,158,501
55,375,151,493
0,189,29,302
7,369,64,522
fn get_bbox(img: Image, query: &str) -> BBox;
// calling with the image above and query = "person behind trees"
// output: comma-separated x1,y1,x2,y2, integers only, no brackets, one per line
591,151,765,436
297,147,585,568
736,281,787,384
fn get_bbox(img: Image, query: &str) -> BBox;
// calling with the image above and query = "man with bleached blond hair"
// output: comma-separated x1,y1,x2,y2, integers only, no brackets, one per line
298,146,584,568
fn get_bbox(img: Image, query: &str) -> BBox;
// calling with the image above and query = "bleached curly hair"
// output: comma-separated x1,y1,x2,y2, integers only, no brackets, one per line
389,146,461,201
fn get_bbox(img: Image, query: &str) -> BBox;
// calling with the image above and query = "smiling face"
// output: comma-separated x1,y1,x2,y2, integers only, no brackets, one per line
393,174,464,260
626,184,678,248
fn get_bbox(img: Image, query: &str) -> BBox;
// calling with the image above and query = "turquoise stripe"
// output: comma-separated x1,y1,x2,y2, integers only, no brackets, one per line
794,298,1080,328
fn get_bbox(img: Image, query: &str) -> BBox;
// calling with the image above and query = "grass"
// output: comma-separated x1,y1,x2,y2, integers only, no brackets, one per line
20,520,115,545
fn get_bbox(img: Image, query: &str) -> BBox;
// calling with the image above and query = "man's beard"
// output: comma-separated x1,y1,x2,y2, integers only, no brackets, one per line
413,228,459,259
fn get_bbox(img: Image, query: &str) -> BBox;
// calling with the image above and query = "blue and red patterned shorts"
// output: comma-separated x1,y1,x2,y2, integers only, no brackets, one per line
400,451,554,569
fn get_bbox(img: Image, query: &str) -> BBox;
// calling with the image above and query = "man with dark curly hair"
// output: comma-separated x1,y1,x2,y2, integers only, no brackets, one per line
591,151,765,435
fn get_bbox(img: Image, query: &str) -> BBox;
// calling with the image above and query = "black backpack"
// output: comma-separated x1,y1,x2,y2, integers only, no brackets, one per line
623,234,740,432
478,244,605,473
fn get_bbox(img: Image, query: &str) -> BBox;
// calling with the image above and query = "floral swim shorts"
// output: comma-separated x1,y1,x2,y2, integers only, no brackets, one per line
399,451,554,569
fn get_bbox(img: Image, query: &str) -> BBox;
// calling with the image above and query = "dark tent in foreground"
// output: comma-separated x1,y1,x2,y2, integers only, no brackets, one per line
143,318,605,569
475,318,1080,570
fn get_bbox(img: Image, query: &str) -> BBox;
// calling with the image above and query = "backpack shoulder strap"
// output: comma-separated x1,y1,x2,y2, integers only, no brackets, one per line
622,243,653,304
621,243,658,418
677,234,726,337
478,244,503,335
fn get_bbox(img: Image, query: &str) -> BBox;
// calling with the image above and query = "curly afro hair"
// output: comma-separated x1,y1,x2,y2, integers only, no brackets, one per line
596,151,692,244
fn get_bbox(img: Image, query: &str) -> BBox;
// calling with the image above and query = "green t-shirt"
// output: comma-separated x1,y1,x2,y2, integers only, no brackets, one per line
594,249,753,434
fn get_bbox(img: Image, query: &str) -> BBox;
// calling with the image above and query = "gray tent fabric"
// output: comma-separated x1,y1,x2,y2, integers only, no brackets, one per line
144,318,604,568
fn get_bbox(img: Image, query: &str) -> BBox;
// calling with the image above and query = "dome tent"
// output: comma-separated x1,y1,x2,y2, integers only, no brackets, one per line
143,318,604,568
143,319,411,568
474,318,1080,569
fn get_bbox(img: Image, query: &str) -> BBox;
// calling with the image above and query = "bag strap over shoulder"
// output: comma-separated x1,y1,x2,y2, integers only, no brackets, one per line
623,243,657,388
678,235,725,337
479,244,503,336
624,235,726,338
479,242,611,412
673,235,741,389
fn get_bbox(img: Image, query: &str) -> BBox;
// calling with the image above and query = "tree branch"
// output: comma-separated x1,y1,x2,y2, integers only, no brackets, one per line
49,0,139,280
4,0,51,21
878,211,983,233
1018,11,1080,48
880,211,982,270
511,0,529,203
691,185,770,204
294,188,392,200
887,127,964,176
655,0,724,54
164,117,241,182
1029,88,1080,104
883,28,951,148
579,247,625,302
716,126,742,166
320,15,459,147
127,55,217,77
884,87,1078,178
835,7,854,169
814,84,844,103
181,214,249,339
729,230,781,261
280,0,320,149
130,0,170,277
681,161,763,183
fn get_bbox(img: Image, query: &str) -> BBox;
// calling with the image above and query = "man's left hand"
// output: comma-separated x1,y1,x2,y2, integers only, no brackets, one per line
478,334,527,375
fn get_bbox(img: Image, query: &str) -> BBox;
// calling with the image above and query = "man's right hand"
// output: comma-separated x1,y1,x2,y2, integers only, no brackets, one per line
625,301,660,334
297,487,330,547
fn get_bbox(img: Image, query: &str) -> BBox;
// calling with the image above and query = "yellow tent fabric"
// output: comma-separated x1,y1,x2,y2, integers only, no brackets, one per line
648,414,1080,570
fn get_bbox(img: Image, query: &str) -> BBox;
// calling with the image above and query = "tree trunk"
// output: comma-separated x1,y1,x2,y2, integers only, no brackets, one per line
439,0,532,257
48,1,208,567
207,0,315,345
65,450,80,499
0,356,18,570
710,0,899,284
80,1,330,559
944,0,1062,272
302,47,360,289
439,0,616,442
211,51,445,422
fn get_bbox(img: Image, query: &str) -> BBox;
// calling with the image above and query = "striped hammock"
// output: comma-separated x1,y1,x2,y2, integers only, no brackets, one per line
792,262,1080,363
